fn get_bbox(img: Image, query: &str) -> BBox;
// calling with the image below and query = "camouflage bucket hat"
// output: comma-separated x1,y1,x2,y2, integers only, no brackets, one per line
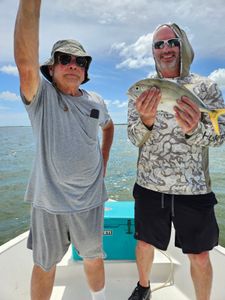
40,39,92,84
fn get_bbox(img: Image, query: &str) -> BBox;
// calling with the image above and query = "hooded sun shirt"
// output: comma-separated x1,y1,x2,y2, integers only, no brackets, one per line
152,23,194,79
128,23,225,195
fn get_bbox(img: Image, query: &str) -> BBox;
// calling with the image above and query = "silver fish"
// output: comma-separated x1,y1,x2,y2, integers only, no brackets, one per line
127,78,225,135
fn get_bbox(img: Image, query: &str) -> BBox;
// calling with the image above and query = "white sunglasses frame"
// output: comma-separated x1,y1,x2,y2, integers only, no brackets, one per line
153,38,180,49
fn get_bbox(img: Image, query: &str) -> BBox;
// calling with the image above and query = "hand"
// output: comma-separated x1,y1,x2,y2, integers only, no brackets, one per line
174,96,201,134
135,87,161,127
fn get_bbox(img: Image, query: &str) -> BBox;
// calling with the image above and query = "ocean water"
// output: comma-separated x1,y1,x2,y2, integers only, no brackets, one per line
0,125,225,247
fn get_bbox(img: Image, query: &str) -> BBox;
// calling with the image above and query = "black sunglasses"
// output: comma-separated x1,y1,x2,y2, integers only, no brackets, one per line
56,53,88,68
153,38,180,49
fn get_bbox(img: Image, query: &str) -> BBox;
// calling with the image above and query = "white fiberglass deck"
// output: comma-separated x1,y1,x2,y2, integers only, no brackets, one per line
0,231,225,300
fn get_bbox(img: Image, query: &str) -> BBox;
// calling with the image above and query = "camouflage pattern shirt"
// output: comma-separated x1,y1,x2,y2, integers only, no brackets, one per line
127,73,225,195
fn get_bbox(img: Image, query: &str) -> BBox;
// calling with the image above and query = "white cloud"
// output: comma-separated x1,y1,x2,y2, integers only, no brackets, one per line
0,65,18,76
105,99,127,109
112,100,120,106
112,33,155,69
88,92,126,109
2,0,225,62
116,57,155,69
0,91,20,101
104,99,111,106
39,0,225,60
117,101,127,108
208,69,225,89
147,71,157,78
51,0,154,25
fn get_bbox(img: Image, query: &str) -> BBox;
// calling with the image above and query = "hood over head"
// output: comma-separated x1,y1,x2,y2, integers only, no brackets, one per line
152,23,194,78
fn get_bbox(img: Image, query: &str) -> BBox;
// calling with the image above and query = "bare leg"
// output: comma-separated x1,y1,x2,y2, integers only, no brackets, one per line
136,240,154,287
188,251,212,300
83,258,105,292
31,264,56,300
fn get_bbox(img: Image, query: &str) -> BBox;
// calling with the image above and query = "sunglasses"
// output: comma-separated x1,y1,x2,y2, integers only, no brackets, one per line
153,38,180,49
56,53,88,68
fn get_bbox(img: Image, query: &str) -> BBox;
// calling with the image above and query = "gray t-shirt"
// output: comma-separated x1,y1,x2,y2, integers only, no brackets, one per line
22,79,111,213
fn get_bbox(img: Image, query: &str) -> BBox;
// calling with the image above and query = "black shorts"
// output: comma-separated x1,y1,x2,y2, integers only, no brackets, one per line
133,183,219,254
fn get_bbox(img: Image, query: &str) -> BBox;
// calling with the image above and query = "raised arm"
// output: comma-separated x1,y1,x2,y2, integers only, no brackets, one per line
14,0,41,102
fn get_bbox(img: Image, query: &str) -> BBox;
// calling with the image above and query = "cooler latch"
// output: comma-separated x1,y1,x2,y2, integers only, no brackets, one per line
126,219,132,234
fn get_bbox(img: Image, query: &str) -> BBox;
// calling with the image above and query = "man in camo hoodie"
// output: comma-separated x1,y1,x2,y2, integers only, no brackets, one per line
128,23,225,300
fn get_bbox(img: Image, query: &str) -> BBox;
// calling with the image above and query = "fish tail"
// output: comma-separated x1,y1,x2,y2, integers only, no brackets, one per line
208,109,225,135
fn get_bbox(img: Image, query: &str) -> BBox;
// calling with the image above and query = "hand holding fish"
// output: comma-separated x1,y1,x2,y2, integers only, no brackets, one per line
128,78,225,135
174,96,201,134
135,87,161,128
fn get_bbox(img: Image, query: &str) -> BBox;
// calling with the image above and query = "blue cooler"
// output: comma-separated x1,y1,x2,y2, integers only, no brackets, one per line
72,200,137,260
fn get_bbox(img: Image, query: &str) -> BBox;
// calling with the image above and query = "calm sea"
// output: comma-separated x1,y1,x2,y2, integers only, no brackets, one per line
0,125,225,246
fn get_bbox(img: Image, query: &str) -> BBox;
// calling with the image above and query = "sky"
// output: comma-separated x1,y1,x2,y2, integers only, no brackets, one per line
0,0,225,126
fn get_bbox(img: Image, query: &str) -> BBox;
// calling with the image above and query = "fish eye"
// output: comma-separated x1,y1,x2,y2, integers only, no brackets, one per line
135,86,140,91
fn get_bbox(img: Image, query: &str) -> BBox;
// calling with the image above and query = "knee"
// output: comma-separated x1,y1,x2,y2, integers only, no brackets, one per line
188,252,210,268
32,264,56,281
137,240,154,251
84,257,104,268
33,264,56,274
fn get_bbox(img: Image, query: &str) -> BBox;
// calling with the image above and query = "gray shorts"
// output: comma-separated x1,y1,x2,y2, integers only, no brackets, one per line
27,205,105,271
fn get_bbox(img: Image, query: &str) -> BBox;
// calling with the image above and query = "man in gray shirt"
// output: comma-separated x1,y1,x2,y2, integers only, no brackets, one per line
14,1,114,300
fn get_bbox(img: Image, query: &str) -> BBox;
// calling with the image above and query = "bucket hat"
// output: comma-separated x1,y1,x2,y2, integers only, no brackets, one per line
40,39,92,84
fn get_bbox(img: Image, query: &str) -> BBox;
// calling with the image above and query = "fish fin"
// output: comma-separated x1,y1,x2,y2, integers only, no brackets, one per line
208,109,225,135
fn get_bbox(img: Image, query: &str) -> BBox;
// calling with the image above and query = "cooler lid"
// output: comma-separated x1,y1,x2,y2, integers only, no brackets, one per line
104,200,134,221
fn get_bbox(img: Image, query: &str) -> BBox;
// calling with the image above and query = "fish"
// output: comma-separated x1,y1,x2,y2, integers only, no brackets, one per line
127,78,225,135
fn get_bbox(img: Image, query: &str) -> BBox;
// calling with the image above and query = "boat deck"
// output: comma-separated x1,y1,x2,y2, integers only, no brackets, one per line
1,231,225,299
0,232,190,300
52,249,190,300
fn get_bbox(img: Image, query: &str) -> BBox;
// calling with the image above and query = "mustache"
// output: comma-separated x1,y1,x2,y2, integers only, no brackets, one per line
159,51,176,57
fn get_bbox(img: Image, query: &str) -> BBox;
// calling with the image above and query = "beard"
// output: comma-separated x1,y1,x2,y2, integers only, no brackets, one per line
156,54,180,77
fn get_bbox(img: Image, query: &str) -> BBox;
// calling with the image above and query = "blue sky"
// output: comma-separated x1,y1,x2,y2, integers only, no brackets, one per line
0,0,225,126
